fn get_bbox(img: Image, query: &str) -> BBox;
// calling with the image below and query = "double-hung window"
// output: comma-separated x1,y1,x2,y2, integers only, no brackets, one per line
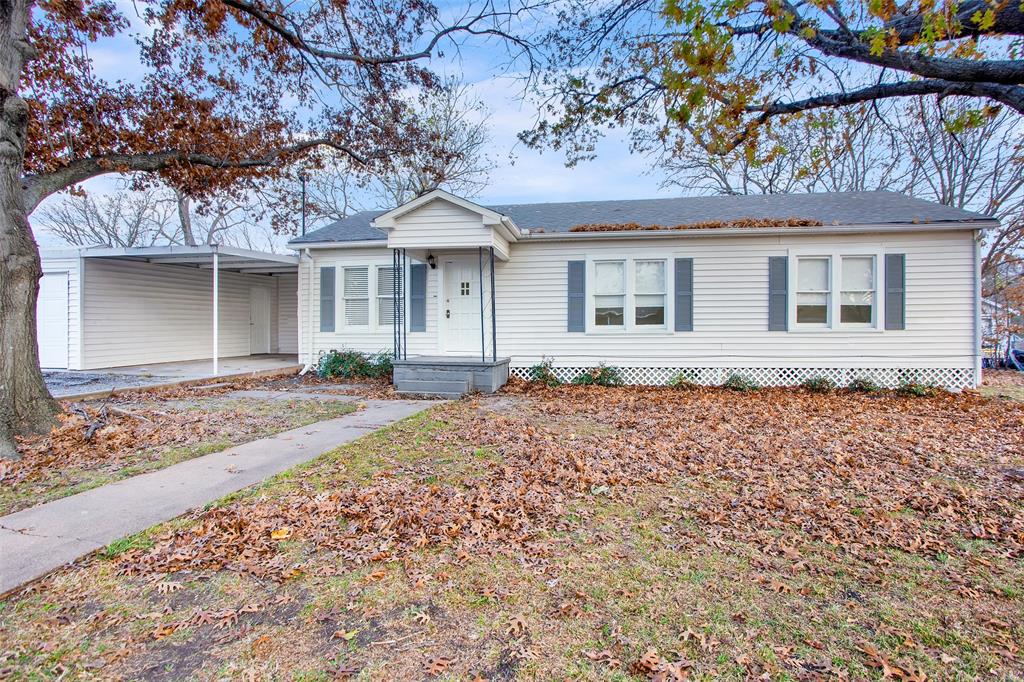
792,254,879,329
796,257,830,325
377,266,395,327
343,267,369,327
590,258,669,330
634,260,666,326
594,260,626,327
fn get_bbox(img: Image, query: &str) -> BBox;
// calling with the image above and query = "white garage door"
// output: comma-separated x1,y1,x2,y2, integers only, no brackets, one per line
37,272,69,369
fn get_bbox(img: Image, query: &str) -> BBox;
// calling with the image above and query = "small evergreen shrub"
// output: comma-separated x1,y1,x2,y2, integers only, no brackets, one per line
802,376,836,393
721,373,758,392
896,380,938,397
669,369,701,389
527,357,561,387
847,377,881,393
317,349,393,380
571,364,623,387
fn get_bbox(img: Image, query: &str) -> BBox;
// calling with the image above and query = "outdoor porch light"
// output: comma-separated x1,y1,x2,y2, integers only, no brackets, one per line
427,254,437,269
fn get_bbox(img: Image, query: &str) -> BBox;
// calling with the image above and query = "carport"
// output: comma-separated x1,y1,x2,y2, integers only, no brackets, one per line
38,245,299,375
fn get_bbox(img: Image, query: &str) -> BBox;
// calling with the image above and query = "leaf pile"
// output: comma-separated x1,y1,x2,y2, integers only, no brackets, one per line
567,217,824,232
119,384,1024,586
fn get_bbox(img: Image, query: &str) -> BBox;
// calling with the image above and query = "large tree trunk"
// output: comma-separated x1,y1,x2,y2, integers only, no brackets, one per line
1,0,59,460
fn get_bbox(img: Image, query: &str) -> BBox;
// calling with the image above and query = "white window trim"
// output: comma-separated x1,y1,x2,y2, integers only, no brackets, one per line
376,264,397,329
585,256,673,334
786,248,885,332
328,262,401,334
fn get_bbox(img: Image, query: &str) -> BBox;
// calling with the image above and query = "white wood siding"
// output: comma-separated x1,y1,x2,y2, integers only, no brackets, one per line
277,273,298,354
386,199,510,259
301,230,976,375
80,259,281,369
39,256,83,369
298,248,439,364
496,231,975,370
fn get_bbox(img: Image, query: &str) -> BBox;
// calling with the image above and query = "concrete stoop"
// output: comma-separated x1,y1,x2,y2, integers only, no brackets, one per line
392,356,510,398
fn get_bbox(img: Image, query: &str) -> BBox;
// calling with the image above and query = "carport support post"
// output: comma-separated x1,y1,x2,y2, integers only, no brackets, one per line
212,249,220,376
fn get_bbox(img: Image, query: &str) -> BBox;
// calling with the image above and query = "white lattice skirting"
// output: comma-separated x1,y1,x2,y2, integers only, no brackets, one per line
508,365,976,390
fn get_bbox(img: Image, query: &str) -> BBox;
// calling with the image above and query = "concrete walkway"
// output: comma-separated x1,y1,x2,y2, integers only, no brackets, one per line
0,399,434,595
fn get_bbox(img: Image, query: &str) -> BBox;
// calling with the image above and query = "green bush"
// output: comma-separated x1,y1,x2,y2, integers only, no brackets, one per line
896,380,938,397
571,364,623,387
847,377,881,393
721,373,758,392
668,369,701,389
801,376,836,393
527,357,561,387
317,349,393,380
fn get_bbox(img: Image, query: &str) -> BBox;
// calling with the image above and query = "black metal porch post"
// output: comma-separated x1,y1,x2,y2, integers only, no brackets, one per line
392,249,399,359
490,246,496,361
401,249,407,360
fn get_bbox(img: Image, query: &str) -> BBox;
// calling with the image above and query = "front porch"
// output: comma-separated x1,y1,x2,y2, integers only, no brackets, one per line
392,356,510,398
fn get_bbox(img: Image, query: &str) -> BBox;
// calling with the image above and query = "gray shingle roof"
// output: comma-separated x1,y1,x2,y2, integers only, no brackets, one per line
288,191,992,245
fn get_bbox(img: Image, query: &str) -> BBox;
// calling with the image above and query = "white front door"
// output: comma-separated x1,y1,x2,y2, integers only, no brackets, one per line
442,258,481,354
249,286,272,354
37,272,69,369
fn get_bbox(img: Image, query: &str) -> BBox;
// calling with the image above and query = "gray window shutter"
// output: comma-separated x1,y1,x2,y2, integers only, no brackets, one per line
319,267,335,332
409,263,427,332
567,260,585,332
674,258,693,332
885,253,906,330
768,256,788,331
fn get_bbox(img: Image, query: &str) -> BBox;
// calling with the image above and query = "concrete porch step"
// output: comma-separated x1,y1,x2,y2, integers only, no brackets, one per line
393,378,472,397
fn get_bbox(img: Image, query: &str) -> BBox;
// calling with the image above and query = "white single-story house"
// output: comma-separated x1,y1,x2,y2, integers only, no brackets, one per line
37,245,298,371
287,189,995,393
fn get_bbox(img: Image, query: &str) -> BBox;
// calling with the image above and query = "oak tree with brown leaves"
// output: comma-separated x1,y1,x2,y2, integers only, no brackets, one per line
0,0,535,458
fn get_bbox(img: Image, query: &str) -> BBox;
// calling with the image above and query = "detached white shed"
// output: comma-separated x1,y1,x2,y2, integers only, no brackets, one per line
37,245,299,372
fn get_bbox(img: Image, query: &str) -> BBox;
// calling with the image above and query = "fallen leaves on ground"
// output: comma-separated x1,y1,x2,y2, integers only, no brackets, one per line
120,383,1023,584
3,380,1023,679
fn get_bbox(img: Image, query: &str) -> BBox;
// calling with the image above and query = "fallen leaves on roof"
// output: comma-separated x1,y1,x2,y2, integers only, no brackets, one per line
567,217,824,232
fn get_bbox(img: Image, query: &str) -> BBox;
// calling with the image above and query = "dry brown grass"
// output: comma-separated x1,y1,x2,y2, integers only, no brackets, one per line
1,385,1021,681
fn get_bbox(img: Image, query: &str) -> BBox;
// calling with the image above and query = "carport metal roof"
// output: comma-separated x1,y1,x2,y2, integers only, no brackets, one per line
75,244,298,275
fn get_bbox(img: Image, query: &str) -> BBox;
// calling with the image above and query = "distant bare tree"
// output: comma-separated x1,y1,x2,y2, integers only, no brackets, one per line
662,107,912,196
304,82,496,223
40,184,286,252
664,97,1023,284
39,190,177,248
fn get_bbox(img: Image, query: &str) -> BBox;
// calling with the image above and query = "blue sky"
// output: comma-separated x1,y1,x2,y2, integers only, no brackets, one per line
34,0,675,221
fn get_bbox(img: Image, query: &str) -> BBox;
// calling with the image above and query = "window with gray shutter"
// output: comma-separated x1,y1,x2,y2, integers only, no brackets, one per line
674,258,693,332
319,267,335,332
409,263,427,332
567,260,585,332
768,256,788,331
884,253,906,330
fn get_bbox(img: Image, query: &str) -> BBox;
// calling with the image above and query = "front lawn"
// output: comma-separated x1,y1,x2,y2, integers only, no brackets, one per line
0,393,355,517
1,383,1021,680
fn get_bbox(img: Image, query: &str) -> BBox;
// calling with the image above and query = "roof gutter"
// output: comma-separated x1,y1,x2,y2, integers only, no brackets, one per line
285,240,386,249
519,220,997,241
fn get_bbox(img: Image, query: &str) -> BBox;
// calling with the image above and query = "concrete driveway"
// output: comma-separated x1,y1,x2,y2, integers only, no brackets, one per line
45,354,301,398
